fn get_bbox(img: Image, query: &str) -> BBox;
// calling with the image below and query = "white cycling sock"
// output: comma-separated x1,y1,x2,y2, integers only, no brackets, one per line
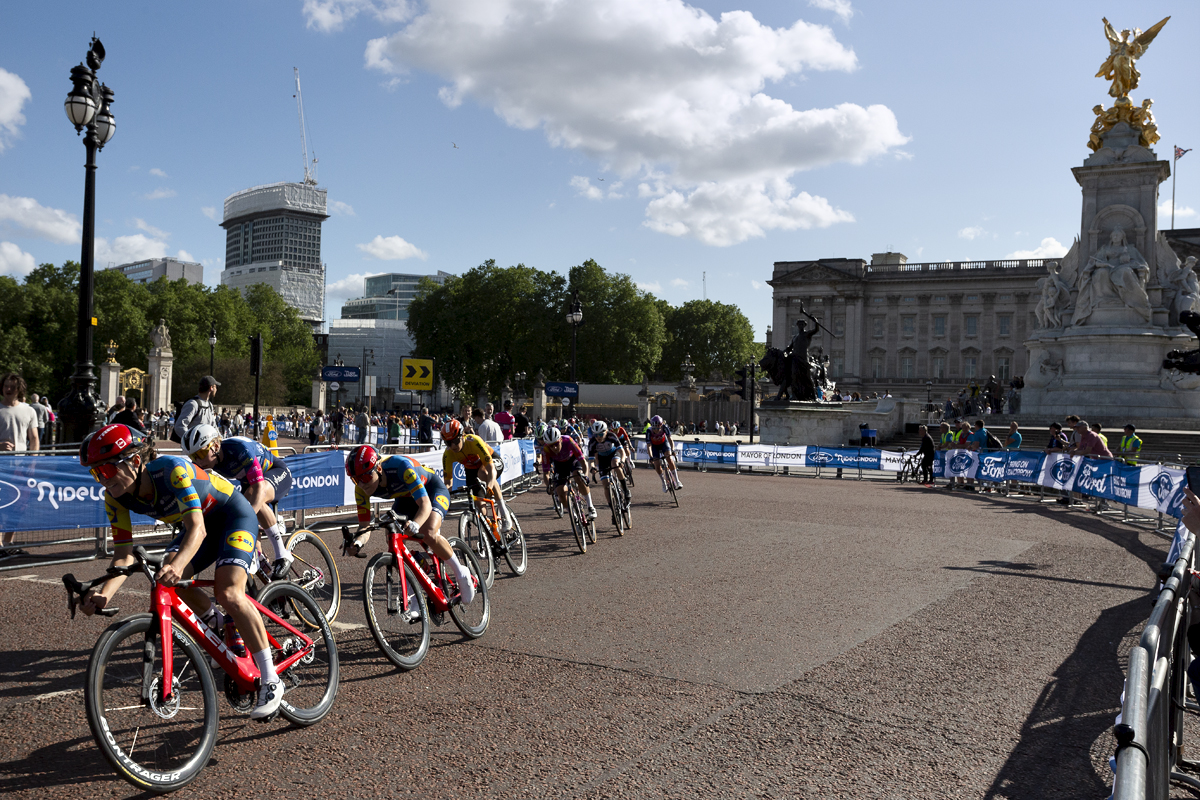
448,554,471,582
264,522,287,561
494,488,511,522
252,648,278,684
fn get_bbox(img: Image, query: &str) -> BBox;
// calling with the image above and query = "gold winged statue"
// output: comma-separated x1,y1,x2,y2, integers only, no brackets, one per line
1096,16,1169,99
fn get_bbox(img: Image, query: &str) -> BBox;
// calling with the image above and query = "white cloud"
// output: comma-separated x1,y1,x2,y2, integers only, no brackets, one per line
1005,237,1069,259
0,68,31,152
1160,200,1198,221
356,234,428,260
365,0,906,246
95,234,168,267
330,200,356,216
670,278,689,287
149,168,168,178
327,270,386,301
751,279,763,289
0,194,81,242
303,0,414,32
176,249,195,262
145,188,177,200
570,176,604,200
644,177,853,246
808,0,853,23
132,218,169,239
636,280,662,293
201,206,219,221
958,225,985,240
0,241,35,277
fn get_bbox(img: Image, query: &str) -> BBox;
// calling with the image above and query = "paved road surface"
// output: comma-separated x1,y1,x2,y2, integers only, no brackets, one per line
0,470,1166,798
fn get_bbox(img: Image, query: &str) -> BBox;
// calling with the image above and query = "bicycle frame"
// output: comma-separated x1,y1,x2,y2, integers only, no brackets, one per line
465,488,503,545
383,525,455,616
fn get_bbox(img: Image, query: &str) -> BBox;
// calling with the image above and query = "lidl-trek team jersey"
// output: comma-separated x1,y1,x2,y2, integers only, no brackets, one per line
105,455,240,546
441,434,494,474
356,454,444,523
213,436,276,484
540,437,586,471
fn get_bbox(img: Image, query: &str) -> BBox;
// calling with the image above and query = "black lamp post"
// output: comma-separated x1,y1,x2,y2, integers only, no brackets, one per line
208,323,217,376
925,379,933,405
58,37,116,444
566,293,583,382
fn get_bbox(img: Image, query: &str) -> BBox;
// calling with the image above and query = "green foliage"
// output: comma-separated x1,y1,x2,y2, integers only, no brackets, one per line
658,299,758,382
567,260,665,384
0,262,317,408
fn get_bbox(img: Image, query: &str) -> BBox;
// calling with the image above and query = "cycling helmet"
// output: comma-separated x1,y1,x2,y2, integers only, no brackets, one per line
80,423,147,467
541,426,562,445
590,420,608,438
346,444,381,481
181,424,221,457
441,418,463,441
534,421,547,439
650,415,664,428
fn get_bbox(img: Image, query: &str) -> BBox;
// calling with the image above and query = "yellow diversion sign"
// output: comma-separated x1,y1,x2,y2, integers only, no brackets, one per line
401,358,434,391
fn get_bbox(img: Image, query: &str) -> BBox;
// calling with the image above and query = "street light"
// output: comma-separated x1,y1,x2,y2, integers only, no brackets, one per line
925,379,933,405
566,293,583,382
208,322,217,376
58,37,117,443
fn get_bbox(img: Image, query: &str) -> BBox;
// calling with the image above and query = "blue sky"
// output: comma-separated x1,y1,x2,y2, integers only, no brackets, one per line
0,0,1196,340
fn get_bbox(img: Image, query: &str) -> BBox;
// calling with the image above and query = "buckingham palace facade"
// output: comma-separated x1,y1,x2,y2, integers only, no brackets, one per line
767,252,1047,395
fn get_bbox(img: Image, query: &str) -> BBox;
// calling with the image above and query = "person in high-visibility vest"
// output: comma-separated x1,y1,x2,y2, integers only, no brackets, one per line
1119,424,1142,465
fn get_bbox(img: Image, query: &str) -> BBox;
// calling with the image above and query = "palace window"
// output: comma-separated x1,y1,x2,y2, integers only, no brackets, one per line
933,315,946,336
964,356,978,379
997,356,1011,382
932,356,946,379
997,314,1011,336
871,357,883,379
965,315,979,337
872,317,884,337
901,356,914,378
902,315,915,336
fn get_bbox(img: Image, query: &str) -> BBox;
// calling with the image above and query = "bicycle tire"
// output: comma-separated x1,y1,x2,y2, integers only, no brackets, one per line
444,537,490,638
363,552,431,670
668,476,679,508
553,491,564,519
459,511,496,589
568,492,587,553
284,529,342,625
502,512,528,576
608,481,624,536
255,581,339,726
84,613,218,793
627,463,635,488
621,482,633,531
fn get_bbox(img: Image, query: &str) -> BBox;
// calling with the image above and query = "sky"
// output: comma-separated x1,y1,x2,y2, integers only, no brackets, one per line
0,0,1197,341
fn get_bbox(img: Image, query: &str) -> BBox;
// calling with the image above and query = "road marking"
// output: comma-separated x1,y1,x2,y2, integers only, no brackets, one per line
34,689,81,701
0,574,64,586
330,621,365,632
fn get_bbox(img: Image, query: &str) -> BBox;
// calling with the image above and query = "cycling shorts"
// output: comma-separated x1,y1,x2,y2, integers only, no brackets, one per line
596,453,621,476
391,472,451,520
165,493,260,576
252,460,292,501
551,458,584,487
465,460,503,493
649,442,672,460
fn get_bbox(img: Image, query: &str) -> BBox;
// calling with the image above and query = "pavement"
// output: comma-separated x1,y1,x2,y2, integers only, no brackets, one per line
0,468,1171,798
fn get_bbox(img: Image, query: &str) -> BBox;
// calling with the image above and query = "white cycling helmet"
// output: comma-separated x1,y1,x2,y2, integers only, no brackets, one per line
590,420,608,438
541,426,562,445
182,424,222,457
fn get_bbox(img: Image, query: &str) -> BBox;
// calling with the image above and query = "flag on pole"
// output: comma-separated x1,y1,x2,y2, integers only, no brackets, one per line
1177,146,1192,160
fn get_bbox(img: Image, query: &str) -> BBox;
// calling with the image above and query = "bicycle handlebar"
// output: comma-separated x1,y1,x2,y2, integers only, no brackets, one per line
61,546,169,619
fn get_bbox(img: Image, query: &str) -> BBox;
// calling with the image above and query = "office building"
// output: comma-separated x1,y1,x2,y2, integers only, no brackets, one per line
340,271,454,320
218,181,329,329
108,256,203,286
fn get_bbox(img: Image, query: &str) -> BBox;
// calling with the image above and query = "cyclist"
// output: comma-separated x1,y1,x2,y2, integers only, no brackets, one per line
540,426,596,521
344,444,475,604
612,420,636,469
182,425,294,580
647,415,683,493
76,423,285,720
588,420,630,517
441,419,513,532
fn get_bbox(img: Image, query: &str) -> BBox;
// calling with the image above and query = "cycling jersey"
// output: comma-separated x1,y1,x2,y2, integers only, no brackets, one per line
493,411,515,440
540,437,586,471
588,432,624,459
356,455,450,523
442,434,494,473
213,436,275,483
648,426,671,447
614,426,633,449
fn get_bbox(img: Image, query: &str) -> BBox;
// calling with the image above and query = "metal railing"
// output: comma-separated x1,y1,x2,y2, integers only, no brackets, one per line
865,258,1049,274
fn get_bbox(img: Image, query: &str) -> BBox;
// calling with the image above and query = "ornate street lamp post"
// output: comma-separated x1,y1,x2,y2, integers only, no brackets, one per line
58,37,117,444
566,293,583,382
208,323,217,376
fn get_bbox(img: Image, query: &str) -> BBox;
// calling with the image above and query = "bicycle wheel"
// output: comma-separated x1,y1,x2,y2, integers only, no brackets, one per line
627,462,635,488
458,510,496,589
502,512,528,576
363,552,430,670
568,492,587,553
667,473,679,508
444,537,491,638
255,581,339,726
586,508,598,544
284,529,342,625
608,482,624,536
84,614,218,793
620,482,633,531
553,490,564,519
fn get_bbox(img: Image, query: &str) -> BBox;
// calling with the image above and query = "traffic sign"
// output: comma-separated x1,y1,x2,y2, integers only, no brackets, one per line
562,397,572,407
402,358,434,391
329,381,340,391
322,366,361,382
544,381,579,399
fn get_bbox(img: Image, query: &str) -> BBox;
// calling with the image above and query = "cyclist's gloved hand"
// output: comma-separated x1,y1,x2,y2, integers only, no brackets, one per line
403,520,420,538
158,559,183,587
81,588,108,616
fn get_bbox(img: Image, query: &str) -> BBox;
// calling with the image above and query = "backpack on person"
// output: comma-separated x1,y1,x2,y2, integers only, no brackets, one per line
985,429,1004,450
168,400,186,442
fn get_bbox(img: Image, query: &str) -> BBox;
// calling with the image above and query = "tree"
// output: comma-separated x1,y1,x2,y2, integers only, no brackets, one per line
567,260,665,384
659,300,757,382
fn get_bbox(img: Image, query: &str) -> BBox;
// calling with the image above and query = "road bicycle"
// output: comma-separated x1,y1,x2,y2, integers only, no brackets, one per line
895,449,924,484
346,510,489,672
63,546,338,794
597,467,632,535
653,459,681,508
546,479,564,518
253,515,341,625
562,477,597,553
458,482,528,589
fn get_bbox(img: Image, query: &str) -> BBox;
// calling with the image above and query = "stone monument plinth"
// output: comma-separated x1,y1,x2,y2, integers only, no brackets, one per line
145,319,174,415
758,399,916,446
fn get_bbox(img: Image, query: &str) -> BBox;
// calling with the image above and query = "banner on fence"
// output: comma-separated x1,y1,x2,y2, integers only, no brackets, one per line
736,444,776,468
1140,465,1185,517
1038,453,1079,492
277,450,346,512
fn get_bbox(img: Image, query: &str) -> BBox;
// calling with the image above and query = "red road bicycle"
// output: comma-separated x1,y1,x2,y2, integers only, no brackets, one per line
63,546,339,794
345,509,489,672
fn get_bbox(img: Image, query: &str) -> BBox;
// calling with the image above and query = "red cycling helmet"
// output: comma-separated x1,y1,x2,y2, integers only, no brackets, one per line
346,445,381,481
80,424,147,468
441,419,463,441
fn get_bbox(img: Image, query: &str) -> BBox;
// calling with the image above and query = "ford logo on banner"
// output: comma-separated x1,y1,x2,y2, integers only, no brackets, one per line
809,451,835,464
949,452,973,473
1074,462,1107,495
1150,472,1175,503
0,478,19,511
979,454,1006,481
1051,459,1075,485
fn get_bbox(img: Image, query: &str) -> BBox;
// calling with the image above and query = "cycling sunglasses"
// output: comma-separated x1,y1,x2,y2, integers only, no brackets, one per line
89,453,138,481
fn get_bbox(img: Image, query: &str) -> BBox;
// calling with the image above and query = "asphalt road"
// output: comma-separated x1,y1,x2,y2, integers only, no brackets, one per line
0,469,1169,798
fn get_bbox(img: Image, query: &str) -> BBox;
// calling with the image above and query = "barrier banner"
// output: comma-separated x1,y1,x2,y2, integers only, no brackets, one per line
0,454,109,531
1003,452,1044,483
1068,459,1136,505
520,438,538,475
678,442,707,464
932,453,945,478
498,440,523,486
772,445,807,467
879,450,906,472
942,449,979,479
1140,465,1185,517
278,450,347,512
1038,453,1079,491
977,452,1009,483
805,447,881,470
736,444,776,468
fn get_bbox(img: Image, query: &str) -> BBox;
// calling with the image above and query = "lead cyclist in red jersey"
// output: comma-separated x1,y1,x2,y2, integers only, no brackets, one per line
647,415,682,492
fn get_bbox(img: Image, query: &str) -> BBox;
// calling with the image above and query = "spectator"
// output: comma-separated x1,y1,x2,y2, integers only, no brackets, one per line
354,408,369,444
494,400,516,440
388,414,401,445
309,410,323,446
330,406,344,446
962,419,989,492
219,410,231,436
1090,422,1108,451
1006,421,1022,451
917,424,936,486
1119,424,1142,464
1045,422,1068,453
173,376,220,443
107,395,126,423
417,406,435,444
1069,420,1112,458
474,407,502,448
110,397,147,433
0,372,39,559
514,404,530,438
28,393,48,444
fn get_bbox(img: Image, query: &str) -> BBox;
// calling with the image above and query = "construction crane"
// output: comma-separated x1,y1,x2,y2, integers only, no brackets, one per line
293,67,318,185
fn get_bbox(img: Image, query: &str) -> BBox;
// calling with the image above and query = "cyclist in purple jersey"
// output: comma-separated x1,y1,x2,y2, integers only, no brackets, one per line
539,427,596,520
